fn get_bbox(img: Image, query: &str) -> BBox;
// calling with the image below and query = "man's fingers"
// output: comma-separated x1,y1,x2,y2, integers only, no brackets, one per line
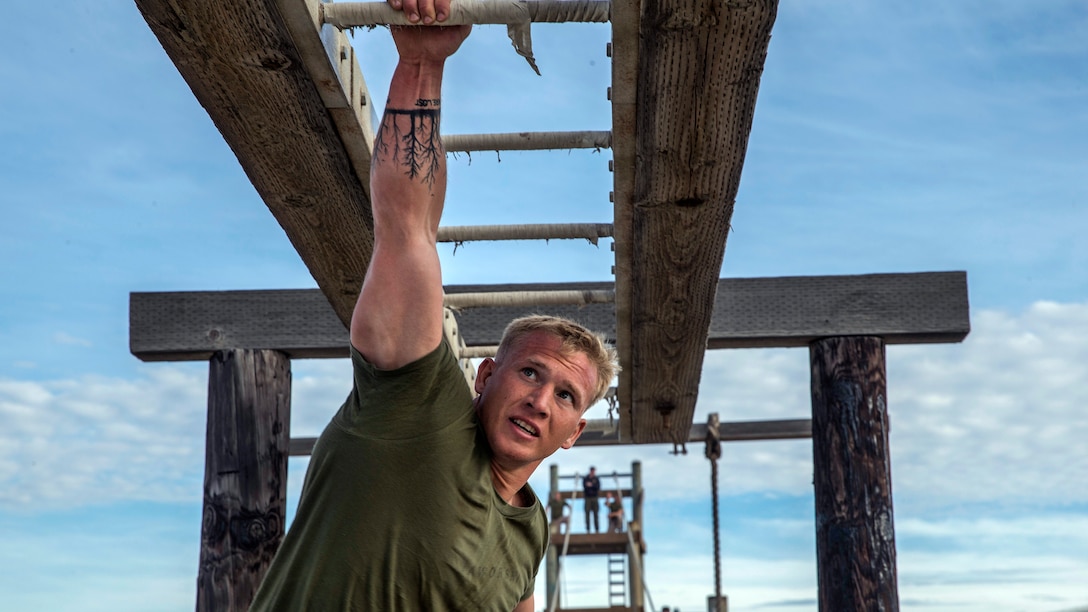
399,0,421,23
418,0,438,24
434,0,452,22
389,0,450,24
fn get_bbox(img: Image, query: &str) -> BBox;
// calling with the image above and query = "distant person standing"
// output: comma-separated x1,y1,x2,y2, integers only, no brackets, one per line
583,466,601,533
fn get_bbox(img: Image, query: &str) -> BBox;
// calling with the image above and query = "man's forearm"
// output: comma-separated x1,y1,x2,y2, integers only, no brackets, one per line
351,26,467,368
372,59,447,224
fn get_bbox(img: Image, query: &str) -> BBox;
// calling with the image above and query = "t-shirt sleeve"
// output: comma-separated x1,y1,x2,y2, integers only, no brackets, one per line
335,337,473,439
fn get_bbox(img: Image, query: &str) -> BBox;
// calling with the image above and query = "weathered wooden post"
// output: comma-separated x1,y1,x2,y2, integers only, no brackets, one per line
546,464,561,611
630,459,644,611
197,349,291,612
810,336,899,611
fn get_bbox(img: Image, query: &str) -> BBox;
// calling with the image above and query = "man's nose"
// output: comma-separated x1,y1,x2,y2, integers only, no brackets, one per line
527,385,551,413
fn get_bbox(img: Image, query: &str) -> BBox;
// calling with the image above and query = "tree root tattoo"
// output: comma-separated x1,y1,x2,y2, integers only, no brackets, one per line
374,107,442,186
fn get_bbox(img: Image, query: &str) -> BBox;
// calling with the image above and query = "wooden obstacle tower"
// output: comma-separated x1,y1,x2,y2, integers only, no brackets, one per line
129,0,972,610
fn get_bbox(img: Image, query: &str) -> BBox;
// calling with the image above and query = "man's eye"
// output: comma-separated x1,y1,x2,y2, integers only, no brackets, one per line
522,367,536,378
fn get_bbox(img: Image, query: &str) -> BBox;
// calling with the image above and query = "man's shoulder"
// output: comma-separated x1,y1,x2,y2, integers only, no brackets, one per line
337,337,472,433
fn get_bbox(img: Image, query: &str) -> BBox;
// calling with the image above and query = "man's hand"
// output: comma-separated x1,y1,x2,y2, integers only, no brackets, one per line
386,0,469,63
390,23,471,65
387,0,454,26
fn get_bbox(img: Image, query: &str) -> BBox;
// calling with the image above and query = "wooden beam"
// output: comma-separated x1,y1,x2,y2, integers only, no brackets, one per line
609,0,640,449
547,531,636,556
277,0,377,195
135,0,376,328
130,272,969,362
554,488,635,501
288,417,812,454
621,0,779,443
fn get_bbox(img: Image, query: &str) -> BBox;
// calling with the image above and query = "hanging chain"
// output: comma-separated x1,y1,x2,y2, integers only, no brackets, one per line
605,388,618,426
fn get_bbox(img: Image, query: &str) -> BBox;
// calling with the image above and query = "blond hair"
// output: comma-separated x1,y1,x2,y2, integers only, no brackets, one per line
495,315,619,409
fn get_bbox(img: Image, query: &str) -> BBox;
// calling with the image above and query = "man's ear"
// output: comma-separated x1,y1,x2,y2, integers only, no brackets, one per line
560,418,588,450
474,357,496,395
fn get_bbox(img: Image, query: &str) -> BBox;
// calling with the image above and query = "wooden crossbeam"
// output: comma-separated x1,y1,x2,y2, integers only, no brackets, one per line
287,417,810,454
129,271,969,362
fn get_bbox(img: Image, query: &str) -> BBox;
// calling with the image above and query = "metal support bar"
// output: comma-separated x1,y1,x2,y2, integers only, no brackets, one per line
444,289,615,310
323,0,611,27
438,223,613,244
444,131,611,152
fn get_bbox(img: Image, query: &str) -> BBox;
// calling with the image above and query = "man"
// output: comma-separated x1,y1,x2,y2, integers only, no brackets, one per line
249,2,618,610
549,491,571,535
583,465,601,533
607,490,624,533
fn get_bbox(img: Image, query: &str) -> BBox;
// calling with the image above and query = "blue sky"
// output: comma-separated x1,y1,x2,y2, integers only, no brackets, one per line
1,1,1087,611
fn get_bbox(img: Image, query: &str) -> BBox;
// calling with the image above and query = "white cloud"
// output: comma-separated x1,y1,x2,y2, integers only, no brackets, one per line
0,365,209,509
51,331,93,347
888,303,1088,510
896,550,1088,612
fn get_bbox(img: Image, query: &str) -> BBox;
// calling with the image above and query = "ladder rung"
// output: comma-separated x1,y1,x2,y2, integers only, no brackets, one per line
323,0,611,27
444,289,615,310
438,223,613,244
443,131,611,152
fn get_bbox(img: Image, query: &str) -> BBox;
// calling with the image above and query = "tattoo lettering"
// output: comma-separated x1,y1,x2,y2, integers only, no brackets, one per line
415,98,441,107
373,107,442,186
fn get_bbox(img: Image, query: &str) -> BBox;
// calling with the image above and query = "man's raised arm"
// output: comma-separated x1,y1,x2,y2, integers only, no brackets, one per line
351,20,470,369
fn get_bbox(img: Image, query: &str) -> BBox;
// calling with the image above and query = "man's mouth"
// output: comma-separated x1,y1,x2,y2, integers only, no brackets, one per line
511,418,539,437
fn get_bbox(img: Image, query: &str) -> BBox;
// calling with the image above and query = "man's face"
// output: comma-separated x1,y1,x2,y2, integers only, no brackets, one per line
474,330,596,472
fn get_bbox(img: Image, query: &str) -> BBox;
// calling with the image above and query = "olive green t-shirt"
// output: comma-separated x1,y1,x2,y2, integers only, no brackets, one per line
250,339,548,611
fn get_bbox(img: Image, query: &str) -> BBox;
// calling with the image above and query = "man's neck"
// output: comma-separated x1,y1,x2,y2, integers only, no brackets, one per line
490,461,538,507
